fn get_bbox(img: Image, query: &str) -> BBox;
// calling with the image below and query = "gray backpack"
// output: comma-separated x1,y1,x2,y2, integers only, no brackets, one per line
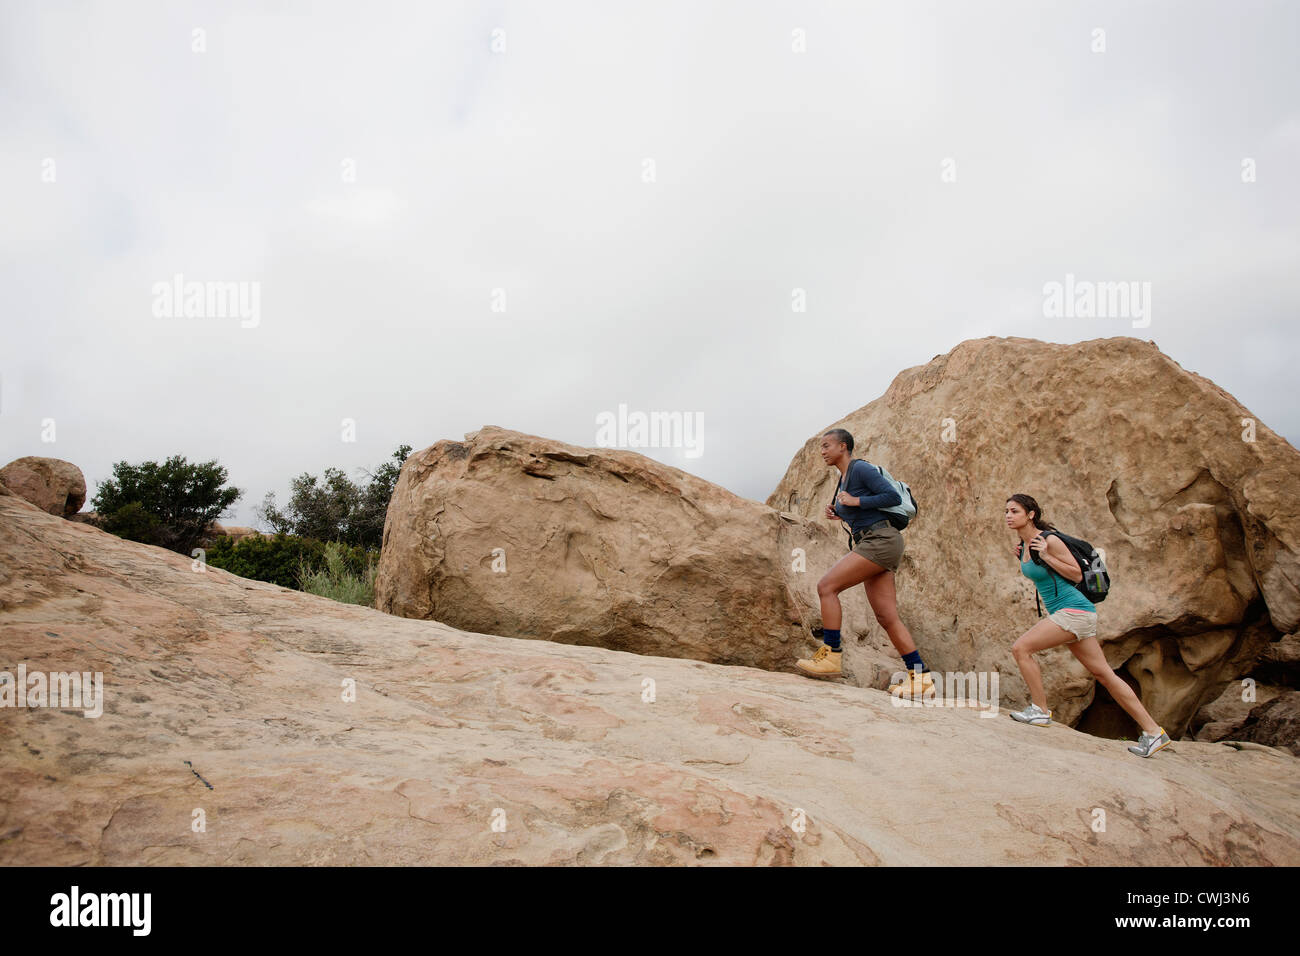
831,459,919,531
869,462,919,530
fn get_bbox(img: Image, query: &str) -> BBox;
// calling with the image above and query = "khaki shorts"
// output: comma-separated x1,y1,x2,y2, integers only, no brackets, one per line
1049,607,1098,641
849,520,904,572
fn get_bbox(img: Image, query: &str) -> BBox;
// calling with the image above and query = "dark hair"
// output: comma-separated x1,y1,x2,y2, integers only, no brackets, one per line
1006,493,1054,531
822,428,854,455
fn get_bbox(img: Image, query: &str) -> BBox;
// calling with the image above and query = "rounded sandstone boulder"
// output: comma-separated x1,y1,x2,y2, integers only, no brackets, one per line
0,456,87,517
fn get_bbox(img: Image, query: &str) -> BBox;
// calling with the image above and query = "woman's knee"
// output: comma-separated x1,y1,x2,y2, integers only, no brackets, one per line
1094,667,1125,687
816,577,841,599
1011,638,1034,659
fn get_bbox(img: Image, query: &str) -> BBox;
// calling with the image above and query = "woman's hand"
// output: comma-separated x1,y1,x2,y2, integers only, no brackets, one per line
825,503,837,520
835,490,857,508
1028,533,1048,553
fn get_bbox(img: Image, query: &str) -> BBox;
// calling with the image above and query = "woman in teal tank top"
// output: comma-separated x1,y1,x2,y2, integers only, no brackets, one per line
1004,494,1169,758
1021,546,1096,615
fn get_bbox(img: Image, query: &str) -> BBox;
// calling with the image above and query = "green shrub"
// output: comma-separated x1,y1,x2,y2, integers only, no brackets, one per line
93,455,242,555
101,501,163,544
205,533,321,589
205,533,373,593
297,541,378,607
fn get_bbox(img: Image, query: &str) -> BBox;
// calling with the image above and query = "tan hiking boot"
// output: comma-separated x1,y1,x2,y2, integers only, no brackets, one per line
890,670,935,700
796,644,842,678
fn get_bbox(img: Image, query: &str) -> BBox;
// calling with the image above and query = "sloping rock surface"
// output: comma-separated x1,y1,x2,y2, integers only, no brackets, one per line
3,486,1299,865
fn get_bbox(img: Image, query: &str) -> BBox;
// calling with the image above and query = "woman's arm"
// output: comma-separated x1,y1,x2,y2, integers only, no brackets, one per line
848,462,901,510
1039,534,1082,583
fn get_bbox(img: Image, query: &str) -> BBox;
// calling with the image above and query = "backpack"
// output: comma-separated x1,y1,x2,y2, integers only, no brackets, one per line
871,463,919,530
1016,528,1111,616
830,459,919,536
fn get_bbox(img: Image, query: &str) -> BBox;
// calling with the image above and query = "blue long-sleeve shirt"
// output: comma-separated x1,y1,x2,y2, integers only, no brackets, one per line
832,460,902,533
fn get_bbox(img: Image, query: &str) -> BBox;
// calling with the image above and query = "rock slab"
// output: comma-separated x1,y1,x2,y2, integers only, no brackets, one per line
3,486,1300,865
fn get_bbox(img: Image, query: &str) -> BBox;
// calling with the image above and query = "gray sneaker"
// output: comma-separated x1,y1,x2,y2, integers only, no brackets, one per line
1009,703,1051,726
1127,729,1171,758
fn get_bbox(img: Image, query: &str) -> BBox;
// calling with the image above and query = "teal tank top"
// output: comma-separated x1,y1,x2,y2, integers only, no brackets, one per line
1021,546,1096,614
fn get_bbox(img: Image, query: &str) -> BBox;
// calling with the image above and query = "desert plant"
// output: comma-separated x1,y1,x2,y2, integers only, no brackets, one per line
296,540,378,606
93,456,241,555
205,533,374,594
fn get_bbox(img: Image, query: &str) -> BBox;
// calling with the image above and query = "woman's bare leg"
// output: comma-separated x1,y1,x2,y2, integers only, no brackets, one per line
816,551,878,631
1067,638,1161,735
863,570,916,655
1011,618,1077,711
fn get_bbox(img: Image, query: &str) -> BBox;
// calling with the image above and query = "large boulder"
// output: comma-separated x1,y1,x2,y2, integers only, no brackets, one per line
767,336,1300,738
4,481,1300,865
0,456,86,517
375,425,857,672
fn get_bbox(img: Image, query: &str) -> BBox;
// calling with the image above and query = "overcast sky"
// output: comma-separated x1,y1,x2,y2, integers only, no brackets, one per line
2,0,1297,527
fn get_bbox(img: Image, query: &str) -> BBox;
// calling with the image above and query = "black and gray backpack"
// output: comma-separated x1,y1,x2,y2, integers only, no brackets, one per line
1017,529,1111,616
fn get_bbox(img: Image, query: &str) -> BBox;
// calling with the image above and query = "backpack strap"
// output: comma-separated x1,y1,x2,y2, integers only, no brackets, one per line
1018,534,1051,617
1039,529,1062,601
1025,528,1058,564
829,460,851,546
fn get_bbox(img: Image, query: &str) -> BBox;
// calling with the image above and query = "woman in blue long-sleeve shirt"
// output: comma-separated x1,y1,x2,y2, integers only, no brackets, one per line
796,428,933,699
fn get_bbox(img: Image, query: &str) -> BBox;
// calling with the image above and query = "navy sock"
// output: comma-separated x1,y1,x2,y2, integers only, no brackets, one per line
823,628,841,651
902,649,928,673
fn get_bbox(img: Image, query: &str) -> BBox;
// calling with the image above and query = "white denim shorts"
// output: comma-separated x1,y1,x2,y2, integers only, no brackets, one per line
1049,607,1098,641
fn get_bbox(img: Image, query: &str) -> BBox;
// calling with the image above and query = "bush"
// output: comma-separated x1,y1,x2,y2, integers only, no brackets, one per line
101,501,163,544
297,541,378,606
93,456,241,555
205,533,372,591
